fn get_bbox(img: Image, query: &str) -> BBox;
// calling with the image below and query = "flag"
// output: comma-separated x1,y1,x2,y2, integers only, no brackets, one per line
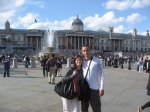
35,19,37,23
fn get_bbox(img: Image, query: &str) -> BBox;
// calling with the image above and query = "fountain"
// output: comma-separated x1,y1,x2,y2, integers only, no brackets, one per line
39,27,59,57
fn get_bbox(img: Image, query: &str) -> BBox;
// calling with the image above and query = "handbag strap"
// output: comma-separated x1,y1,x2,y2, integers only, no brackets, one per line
85,57,93,79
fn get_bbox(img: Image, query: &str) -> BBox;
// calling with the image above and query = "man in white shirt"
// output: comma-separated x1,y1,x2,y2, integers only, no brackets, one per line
81,45,104,112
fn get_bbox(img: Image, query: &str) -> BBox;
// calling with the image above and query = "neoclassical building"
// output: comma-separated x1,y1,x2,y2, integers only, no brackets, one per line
0,16,150,56
56,16,150,55
0,20,45,55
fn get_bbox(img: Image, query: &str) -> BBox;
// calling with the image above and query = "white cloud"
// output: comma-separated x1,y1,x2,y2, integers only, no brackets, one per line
103,0,150,10
27,17,74,30
126,13,146,24
103,0,130,10
114,25,124,33
83,11,125,31
0,0,25,13
126,29,147,36
27,0,45,8
0,0,25,28
131,0,150,8
19,13,39,27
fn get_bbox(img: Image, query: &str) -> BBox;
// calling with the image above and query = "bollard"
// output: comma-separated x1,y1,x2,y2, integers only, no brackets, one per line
31,58,36,68
12,58,18,68
66,58,71,68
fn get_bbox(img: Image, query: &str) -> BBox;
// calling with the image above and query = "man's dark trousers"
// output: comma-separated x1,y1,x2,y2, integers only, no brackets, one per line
81,89,101,112
4,67,10,77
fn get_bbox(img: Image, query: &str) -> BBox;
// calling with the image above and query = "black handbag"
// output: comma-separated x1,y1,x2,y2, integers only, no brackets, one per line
147,90,150,96
54,80,76,99
78,57,93,102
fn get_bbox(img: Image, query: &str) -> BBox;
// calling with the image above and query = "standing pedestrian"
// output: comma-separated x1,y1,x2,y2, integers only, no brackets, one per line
61,54,83,112
2,54,11,77
81,45,104,112
46,54,57,84
40,55,48,77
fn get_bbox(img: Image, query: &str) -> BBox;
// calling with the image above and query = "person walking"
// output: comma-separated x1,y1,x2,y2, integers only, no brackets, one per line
138,72,150,112
46,54,57,84
40,55,48,77
57,57,62,76
143,57,150,73
2,54,11,77
61,54,83,112
81,45,104,112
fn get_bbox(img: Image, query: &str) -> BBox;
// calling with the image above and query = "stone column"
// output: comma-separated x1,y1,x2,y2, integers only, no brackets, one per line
97,38,98,50
92,38,94,50
85,37,87,45
114,40,115,51
71,37,72,46
110,39,112,51
40,37,42,51
26,36,28,46
88,37,90,46
12,58,18,68
66,37,68,49
118,40,120,51
74,37,76,49
82,37,83,47
78,37,79,49
37,37,38,51
30,37,32,46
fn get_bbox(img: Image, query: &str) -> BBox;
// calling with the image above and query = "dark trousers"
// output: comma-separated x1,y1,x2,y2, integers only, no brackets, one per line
42,65,47,76
81,89,101,112
141,101,150,110
4,68,10,77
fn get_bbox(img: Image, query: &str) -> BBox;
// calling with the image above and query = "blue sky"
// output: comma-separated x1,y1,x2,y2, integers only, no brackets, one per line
0,0,150,35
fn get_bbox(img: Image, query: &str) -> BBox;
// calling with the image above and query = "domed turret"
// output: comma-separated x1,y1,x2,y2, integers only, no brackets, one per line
5,20,10,30
71,15,84,31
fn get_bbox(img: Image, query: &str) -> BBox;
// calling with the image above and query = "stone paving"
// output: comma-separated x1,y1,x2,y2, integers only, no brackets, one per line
0,61,150,112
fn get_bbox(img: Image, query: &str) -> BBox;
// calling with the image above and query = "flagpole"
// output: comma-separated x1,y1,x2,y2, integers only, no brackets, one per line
34,19,37,29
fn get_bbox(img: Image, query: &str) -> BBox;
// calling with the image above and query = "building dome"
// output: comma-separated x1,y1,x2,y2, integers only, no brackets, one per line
72,15,83,26
71,15,84,31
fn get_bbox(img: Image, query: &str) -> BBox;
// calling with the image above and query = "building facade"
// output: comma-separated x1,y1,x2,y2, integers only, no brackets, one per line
56,16,150,55
0,16,150,56
0,20,45,55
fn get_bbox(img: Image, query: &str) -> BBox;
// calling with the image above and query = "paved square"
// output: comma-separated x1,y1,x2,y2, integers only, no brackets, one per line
0,62,150,112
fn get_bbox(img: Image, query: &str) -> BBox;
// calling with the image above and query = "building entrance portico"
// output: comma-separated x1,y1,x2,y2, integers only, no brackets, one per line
65,35,94,50
110,39,123,51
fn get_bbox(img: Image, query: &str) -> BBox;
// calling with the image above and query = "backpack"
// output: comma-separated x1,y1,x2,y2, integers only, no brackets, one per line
48,59,56,67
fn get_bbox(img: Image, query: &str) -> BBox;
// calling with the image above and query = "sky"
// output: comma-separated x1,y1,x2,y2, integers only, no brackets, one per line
0,0,150,35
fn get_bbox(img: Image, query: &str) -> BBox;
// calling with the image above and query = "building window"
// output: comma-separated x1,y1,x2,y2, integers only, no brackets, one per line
141,48,143,51
18,37,20,41
141,42,143,45
106,47,108,50
101,40,103,44
101,46,104,50
130,47,132,51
